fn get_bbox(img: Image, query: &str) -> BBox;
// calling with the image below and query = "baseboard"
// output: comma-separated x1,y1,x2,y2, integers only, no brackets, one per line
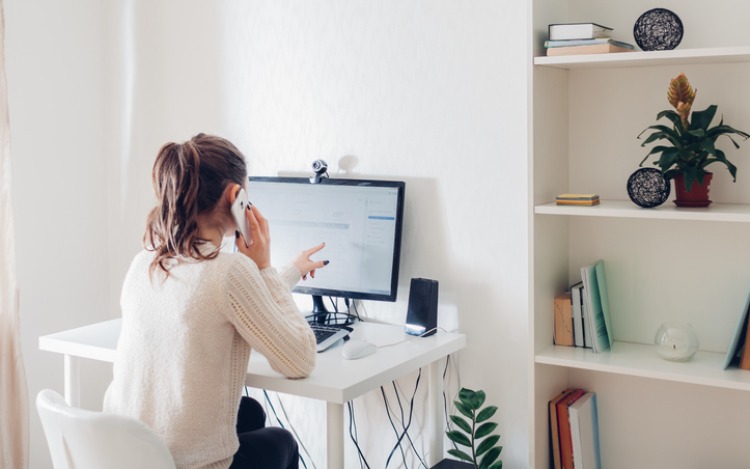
431,459,474,469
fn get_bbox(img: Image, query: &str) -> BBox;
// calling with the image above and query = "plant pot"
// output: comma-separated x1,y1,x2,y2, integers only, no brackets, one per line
672,172,712,207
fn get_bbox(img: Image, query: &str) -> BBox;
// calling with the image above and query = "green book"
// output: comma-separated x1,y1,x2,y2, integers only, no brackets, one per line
580,260,613,353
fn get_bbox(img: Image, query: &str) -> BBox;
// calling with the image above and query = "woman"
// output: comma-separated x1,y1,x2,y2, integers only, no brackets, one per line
103,134,325,469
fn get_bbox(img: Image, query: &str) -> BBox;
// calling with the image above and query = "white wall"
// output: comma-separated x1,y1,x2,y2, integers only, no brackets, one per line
6,1,529,467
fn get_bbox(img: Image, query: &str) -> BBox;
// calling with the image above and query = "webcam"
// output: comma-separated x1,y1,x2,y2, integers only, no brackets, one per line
310,159,329,184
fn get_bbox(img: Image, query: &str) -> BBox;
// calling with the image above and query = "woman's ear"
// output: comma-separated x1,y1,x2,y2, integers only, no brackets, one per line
225,183,241,205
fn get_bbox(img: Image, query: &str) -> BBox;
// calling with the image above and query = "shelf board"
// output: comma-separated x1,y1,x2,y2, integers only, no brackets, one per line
534,45,750,69
536,341,750,391
535,199,750,222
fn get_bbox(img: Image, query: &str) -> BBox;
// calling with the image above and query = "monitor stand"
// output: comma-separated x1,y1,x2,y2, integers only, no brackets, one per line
311,295,330,325
310,295,355,326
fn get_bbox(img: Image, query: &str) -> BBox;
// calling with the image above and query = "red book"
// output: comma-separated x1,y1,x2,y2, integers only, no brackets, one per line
549,389,574,469
557,388,586,469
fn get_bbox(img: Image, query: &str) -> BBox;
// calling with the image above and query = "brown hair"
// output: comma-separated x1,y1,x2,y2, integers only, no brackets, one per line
144,133,247,277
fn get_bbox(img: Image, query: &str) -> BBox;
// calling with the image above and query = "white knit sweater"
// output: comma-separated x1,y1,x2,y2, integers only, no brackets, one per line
103,246,316,469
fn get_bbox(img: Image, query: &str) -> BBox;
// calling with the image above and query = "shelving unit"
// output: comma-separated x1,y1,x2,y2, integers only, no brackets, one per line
531,2,750,468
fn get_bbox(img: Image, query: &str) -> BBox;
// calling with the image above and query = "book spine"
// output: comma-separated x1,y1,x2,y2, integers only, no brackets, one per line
570,283,584,347
554,293,574,347
557,388,586,469
549,389,573,469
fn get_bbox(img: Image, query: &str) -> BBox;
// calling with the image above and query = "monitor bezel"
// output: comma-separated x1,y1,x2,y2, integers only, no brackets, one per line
247,176,406,303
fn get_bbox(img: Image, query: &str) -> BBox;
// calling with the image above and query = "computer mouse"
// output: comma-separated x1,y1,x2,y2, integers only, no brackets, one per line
341,338,377,360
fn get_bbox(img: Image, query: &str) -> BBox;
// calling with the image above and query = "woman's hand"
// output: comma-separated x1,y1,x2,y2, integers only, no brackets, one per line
235,205,271,270
294,243,329,280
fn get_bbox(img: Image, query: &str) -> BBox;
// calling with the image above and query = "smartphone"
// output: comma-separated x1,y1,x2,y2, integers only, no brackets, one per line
231,188,252,247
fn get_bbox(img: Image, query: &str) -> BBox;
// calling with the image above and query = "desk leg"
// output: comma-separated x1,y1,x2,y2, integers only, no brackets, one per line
63,355,81,407
426,359,444,466
326,402,344,469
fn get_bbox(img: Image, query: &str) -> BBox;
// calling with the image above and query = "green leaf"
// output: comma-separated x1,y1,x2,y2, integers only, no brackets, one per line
476,434,501,456
477,405,498,423
446,430,472,447
487,462,503,469
450,415,472,434
459,388,484,410
690,105,717,131
447,448,474,463
475,422,499,439
479,446,503,468
454,401,473,419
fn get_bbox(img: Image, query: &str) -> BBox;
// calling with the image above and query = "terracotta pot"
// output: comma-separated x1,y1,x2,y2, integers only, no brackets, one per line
672,172,712,207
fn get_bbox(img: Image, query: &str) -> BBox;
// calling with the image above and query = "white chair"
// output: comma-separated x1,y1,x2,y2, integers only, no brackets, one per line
36,389,176,469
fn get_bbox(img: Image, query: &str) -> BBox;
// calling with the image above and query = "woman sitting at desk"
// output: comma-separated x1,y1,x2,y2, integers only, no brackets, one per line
103,134,327,469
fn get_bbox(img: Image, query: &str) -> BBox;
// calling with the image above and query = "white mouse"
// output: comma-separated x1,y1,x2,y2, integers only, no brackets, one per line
341,338,377,360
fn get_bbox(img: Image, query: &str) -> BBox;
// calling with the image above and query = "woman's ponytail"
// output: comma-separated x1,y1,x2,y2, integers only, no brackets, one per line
144,134,247,278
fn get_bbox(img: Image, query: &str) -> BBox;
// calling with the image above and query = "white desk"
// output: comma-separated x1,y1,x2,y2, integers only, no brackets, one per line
39,319,465,468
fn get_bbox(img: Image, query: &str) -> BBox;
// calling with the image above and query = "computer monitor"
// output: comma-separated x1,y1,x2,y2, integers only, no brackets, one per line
247,176,406,323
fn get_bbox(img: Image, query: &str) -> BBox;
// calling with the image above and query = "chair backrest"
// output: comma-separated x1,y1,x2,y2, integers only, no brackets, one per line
36,389,176,469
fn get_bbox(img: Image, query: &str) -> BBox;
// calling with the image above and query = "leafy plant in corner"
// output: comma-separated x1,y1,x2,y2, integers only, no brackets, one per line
446,387,502,469
638,72,750,191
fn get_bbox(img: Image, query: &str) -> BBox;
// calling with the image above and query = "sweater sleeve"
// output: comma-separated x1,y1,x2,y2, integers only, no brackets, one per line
223,256,316,379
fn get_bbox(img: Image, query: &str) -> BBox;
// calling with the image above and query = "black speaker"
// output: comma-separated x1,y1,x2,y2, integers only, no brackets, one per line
405,278,438,336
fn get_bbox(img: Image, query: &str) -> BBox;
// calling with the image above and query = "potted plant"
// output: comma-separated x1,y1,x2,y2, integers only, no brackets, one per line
638,72,750,206
444,387,503,469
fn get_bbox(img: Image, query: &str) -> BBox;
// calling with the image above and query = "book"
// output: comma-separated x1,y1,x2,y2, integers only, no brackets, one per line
724,287,750,369
548,23,613,41
580,260,613,353
554,292,575,346
570,282,585,347
557,388,586,469
556,194,600,206
569,392,602,469
549,389,574,469
581,288,593,349
544,38,634,49
545,40,635,57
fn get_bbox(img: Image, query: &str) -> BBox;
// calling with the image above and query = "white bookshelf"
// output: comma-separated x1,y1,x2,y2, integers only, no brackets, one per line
536,342,750,392
531,2,750,468
535,200,750,222
534,45,750,69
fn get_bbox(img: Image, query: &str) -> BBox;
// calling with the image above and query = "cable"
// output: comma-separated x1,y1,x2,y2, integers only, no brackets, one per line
381,368,426,468
441,355,460,453
378,327,450,349
347,401,371,469
381,386,408,468
392,377,428,468
262,390,309,469
273,392,318,469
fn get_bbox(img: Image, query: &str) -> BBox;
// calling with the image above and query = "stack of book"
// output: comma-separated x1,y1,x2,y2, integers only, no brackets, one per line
546,23,635,57
553,260,613,353
549,388,602,469
556,194,600,206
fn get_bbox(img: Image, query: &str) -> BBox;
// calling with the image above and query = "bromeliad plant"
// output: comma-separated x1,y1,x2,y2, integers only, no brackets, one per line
447,388,502,469
638,73,750,191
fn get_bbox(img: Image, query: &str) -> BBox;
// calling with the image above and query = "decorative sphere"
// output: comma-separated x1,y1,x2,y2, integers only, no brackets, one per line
627,168,670,208
633,8,683,51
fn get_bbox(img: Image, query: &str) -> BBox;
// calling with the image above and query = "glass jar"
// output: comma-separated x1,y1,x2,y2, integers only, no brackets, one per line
654,322,699,361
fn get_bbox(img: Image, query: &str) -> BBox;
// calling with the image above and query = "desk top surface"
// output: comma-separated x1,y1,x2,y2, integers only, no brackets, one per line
39,319,466,404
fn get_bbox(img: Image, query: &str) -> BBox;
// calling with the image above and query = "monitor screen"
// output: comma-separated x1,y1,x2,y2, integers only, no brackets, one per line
247,176,405,304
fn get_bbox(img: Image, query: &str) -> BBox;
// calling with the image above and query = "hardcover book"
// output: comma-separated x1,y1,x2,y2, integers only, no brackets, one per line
548,23,613,41
569,392,602,469
554,292,575,346
580,260,613,353
556,194,600,206
723,287,750,369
